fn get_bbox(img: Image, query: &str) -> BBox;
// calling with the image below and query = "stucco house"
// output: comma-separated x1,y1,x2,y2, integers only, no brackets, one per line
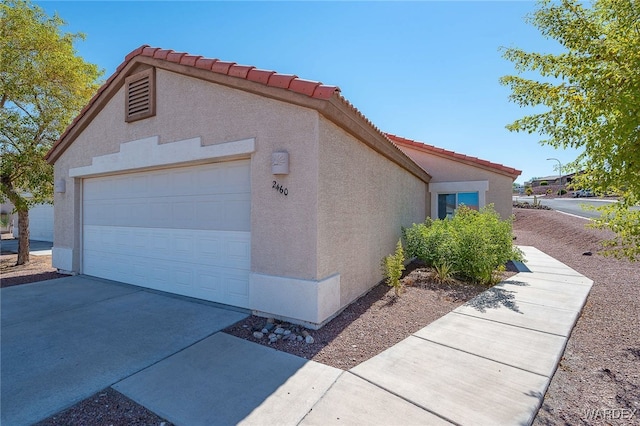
45,46,520,328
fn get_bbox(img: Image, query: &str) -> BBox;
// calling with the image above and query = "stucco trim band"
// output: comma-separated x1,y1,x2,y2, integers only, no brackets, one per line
249,272,341,328
69,136,256,178
429,180,489,218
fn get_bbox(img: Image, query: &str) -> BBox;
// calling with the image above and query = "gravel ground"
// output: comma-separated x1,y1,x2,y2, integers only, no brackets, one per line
514,209,640,426
3,208,638,425
223,268,495,370
33,388,173,426
0,254,66,288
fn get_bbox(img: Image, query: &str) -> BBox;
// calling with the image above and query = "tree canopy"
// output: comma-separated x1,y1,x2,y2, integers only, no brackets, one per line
501,0,640,260
1,0,101,263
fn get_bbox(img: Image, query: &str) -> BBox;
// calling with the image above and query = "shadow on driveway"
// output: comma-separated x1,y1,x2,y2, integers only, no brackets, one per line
1,275,248,426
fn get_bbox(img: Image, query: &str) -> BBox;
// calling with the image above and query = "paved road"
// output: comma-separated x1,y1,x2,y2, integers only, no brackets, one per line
513,196,619,219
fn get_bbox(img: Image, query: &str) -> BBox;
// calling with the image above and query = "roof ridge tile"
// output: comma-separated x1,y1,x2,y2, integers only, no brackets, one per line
228,64,256,79
267,73,298,89
179,54,202,67
210,60,236,74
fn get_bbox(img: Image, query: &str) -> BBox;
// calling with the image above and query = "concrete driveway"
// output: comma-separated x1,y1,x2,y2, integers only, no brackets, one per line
0,275,248,426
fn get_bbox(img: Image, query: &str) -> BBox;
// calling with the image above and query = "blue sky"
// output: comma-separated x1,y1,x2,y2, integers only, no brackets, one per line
36,0,580,184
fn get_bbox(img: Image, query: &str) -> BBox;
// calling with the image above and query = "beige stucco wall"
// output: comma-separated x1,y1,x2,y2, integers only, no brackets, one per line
53,67,321,278
398,146,514,219
317,118,427,307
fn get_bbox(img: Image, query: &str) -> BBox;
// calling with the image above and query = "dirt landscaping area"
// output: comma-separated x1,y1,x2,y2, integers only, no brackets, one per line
4,208,639,425
1,254,65,288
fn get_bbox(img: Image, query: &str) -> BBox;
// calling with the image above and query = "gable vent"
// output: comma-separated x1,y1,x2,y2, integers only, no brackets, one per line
125,68,155,122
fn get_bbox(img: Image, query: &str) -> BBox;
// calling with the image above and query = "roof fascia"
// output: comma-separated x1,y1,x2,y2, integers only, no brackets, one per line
395,141,520,180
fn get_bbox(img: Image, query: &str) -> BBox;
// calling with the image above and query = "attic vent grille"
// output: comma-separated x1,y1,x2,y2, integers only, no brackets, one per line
125,68,155,122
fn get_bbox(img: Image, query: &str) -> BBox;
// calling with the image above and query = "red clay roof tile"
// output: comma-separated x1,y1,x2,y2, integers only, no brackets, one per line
152,49,173,60
386,133,521,178
246,68,275,85
228,65,255,79
141,46,160,57
289,79,320,97
125,45,146,62
166,51,186,63
312,85,338,99
210,60,236,74
194,57,218,70
179,54,202,67
267,74,298,89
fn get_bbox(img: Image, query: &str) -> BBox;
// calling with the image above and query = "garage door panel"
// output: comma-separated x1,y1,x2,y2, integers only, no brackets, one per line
226,270,250,298
83,160,251,308
85,196,250,231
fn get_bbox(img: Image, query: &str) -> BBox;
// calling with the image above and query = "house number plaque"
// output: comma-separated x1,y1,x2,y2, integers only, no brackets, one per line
272,180,288,196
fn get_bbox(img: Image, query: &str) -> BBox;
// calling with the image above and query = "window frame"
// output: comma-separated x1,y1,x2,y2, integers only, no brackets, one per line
429,181,488,219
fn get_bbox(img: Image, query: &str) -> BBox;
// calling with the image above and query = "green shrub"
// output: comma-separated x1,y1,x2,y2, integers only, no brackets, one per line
403,218,455,267
403,205,524,285
558,189,567,195
525,187,533,196
433,261,456,284
540,180,548,186
382,239,405,296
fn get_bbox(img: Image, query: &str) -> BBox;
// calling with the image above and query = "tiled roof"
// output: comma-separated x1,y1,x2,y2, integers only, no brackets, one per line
129,46,341,99
386,133,522,179
46,45,343,162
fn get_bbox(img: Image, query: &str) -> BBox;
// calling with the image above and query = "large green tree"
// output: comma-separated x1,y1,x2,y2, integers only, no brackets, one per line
1,0,101,264
501,0,640,260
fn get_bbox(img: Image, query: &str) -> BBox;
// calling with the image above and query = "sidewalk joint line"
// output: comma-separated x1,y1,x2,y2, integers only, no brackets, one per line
451,311,569,337
411,335,551,378
347,371,461,426
296,371,344,425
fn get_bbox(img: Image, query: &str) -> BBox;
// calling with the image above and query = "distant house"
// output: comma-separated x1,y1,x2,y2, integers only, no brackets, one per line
45,45,521,328
0,200,54,242
527,172,577,188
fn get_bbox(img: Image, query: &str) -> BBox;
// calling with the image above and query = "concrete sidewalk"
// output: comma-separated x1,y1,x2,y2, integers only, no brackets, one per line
114,245,593,425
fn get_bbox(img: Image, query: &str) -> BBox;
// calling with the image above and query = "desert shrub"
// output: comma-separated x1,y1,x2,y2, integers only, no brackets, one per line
525,187,533,195
540,180,548,186
558,189,567,195
381,239,405,296
433,261,456,284
403,205,523,285
403,218,455,267
546,188,553,195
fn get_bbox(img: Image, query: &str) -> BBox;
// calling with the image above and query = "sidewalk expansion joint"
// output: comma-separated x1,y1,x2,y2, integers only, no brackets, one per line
109,329,228,391
347,371,460,426
451,311,570,338
411,334,552,379
297,371,344,425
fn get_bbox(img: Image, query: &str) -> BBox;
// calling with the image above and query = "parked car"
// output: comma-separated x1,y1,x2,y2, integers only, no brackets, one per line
572,189,594,198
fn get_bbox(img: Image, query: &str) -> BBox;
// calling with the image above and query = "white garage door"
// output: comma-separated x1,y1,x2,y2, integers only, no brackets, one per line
82,160,251,308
